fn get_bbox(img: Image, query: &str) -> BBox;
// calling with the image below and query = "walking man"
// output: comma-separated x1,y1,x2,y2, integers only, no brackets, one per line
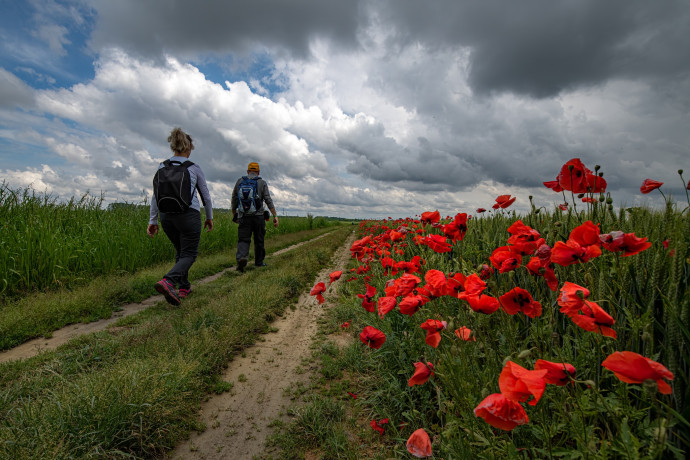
231,162,278,272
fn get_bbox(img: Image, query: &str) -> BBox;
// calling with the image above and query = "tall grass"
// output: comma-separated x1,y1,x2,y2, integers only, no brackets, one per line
0,183,336,300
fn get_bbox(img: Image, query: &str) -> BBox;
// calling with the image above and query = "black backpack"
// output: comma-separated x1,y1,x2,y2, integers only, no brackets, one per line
153,160,201,213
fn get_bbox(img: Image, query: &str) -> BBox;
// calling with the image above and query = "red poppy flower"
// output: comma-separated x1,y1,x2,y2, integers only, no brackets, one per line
310,282,326,304
370,418,389,435
588,172,607,193
490,246,522,273
340,322,350,329
467,294,500,314
499,287,542,318
582,197,595,203
359,326,386,349
569,300,617,338
377,296,397,318
357,283,377,313
600,231,652,256
423,234,452,253
543,179,564,193
640,179,664,194
558,203,568,211
463,273,486,298
445,272,467,298
499,361,548,406
347,391,357,399
476,208,487,213
420,319,447,348
328,270,342,285
474,393,529,431
408,361,434,386
557,282,589,315
569,221,601,248
393,273,422,297
399,295,428,316
345,276,357,282
534,359,576,386
454,326,475,341
602,351,674,394
406,428,432,458
423,269,448,297
494,194,517,209
557,158,592,193
396,255,425,274
420,210,441,225
550,240,601,266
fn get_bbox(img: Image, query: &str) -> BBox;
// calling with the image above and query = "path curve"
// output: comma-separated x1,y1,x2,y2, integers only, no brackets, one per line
0,232,333,364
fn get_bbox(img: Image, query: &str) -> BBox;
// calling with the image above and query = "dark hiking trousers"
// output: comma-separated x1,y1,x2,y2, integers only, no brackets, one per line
160,208,201,289
236,214,266,266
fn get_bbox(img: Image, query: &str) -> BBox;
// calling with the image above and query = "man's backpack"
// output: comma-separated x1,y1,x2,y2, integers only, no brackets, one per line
236,176,262,215
153,160,196,213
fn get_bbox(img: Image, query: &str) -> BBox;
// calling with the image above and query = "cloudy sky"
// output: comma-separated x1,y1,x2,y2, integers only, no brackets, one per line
1,0,688,218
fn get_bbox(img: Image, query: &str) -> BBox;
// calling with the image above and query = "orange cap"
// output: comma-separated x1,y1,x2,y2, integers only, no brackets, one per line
247,162,260,172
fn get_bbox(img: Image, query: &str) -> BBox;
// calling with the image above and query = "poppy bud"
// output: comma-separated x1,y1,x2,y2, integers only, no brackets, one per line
599,195,605,202
529,195,533,200
535,208,541,214
606,197,613,204
595,165,601,171
584,380,596,389
518,349,532,359
642,331,651,342
598,172,604,177
679,169,684,175
577,193,585,198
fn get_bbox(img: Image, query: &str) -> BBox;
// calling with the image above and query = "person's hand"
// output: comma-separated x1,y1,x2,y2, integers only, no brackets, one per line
147,224,158,237
273,216,279,228
204,219,213,232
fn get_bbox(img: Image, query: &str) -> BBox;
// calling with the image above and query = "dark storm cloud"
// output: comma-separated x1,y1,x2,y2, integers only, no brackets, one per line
89,0,363,60
377,0,690,98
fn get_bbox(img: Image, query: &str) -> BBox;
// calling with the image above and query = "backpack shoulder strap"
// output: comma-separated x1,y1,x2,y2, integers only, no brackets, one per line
182,160,195,168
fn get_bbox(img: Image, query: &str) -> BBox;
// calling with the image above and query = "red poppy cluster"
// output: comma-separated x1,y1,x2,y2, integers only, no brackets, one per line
319,158,674,452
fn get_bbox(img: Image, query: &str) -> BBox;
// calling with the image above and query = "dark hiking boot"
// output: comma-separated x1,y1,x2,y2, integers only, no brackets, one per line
237,257,248,272
178,288,191,299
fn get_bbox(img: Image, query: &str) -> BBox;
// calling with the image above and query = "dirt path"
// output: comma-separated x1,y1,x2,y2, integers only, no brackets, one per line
0,232,333,364
169,232,355,460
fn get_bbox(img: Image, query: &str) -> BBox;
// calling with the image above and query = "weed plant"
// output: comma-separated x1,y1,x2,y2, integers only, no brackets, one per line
0,227,351,458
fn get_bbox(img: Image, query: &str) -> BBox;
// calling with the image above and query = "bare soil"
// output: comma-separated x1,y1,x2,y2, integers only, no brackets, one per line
169,231,355,459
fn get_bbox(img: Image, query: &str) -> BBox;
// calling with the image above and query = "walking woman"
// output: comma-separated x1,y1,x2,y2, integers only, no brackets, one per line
147,127,213,305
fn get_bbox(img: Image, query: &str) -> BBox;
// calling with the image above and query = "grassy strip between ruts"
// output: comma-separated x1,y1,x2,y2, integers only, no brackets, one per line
0,226,351,459
0,226,339,351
